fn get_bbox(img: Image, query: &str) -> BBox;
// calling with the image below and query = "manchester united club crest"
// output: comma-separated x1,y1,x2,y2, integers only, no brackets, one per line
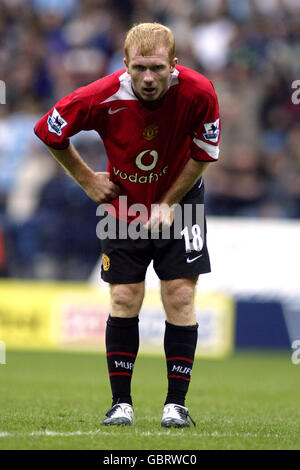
142,124,159,141
102,253,110,271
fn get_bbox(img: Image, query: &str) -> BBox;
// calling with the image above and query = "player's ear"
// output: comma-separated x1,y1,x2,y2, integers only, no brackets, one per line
170,57,178,73
124,57,129,71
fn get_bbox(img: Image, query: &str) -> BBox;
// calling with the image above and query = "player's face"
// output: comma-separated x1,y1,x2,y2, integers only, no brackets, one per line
124,47,177,102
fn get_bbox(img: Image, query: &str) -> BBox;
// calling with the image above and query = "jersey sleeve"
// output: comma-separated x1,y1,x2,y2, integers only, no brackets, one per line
190,85,220,162
34,88,93,150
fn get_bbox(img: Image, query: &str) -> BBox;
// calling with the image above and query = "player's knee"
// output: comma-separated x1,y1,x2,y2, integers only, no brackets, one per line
110,283,144,316
162,279,195,312
170,286,193,312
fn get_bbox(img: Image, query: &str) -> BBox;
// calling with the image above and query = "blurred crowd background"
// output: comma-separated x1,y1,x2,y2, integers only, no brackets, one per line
0,0,299,280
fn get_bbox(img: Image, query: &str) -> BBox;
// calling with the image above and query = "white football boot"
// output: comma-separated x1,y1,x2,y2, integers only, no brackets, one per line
102,403,134,425
161,404,196,428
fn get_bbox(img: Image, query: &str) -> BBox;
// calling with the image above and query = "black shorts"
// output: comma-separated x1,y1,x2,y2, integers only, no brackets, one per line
99,180,211,284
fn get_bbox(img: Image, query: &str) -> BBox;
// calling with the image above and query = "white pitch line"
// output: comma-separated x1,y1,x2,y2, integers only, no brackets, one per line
0,430,105,438
0,430,281,439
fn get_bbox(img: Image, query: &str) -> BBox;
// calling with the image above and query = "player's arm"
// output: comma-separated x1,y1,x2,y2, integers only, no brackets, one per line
144,159,209,231
161,159,209,206
45,142,120,204
146,85,220,231
34,88,120,204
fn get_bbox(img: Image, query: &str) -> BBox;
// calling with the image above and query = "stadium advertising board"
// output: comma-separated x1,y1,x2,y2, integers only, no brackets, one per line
0,280,234,357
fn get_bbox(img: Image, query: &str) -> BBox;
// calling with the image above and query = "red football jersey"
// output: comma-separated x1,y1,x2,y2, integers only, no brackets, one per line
34,65,220,221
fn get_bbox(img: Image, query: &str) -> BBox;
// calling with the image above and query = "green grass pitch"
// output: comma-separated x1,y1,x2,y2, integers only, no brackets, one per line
0,349,299,450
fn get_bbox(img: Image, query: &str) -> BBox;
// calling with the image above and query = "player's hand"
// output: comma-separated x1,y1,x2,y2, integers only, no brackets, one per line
143,203,175,232
83,172,120,203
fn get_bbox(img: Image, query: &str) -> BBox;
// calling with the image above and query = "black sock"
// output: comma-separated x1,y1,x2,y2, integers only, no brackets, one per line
105,315,139,407
164,321,198,407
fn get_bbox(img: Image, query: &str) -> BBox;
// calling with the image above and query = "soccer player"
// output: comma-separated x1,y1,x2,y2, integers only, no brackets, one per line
34,23,220,428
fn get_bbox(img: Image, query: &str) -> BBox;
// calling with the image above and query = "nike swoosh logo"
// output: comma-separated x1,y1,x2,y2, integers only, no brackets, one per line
186,254,203,263
108,106,127,115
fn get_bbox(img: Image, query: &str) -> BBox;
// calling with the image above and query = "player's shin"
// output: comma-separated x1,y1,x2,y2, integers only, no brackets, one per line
105,315,139,406
164,321,198,406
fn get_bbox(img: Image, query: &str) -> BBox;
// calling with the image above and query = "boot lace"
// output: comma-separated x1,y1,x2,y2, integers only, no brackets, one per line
174,405,196,427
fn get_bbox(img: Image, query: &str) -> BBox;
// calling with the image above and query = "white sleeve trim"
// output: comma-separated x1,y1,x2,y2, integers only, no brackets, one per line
193,137,219,160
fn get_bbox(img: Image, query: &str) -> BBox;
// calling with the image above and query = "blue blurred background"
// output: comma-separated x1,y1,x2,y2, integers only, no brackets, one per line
0,0,299,283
